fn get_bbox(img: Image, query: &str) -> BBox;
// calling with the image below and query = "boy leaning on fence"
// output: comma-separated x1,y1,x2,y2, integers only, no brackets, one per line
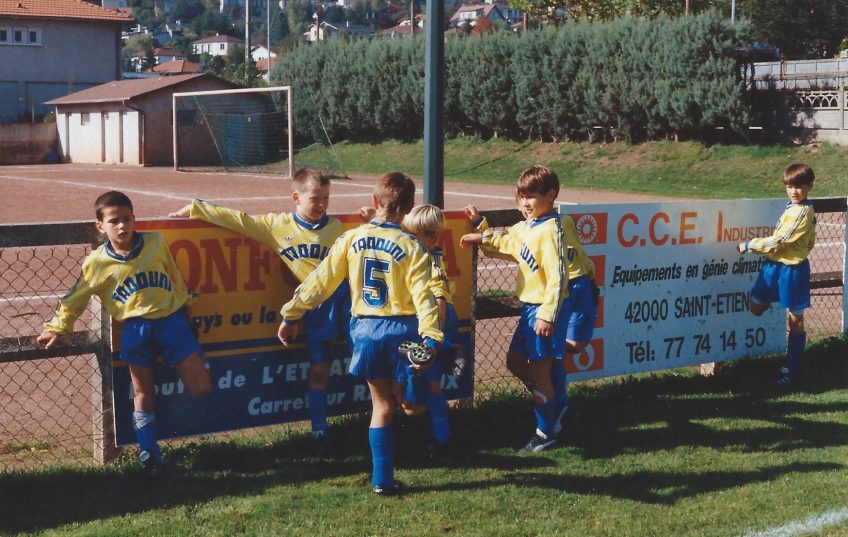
460,165,575,453
737,163,816,385
169,168,350,456
278,172,443,496
37,191,212,475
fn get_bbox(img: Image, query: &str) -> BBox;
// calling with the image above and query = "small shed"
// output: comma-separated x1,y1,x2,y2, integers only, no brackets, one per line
46,74,237,166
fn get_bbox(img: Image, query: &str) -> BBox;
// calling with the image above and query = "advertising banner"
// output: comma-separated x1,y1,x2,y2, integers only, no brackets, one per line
560,199,788,380
113,213,473,445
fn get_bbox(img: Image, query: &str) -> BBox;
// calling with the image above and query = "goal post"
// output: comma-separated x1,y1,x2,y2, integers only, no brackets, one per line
172,85,294,177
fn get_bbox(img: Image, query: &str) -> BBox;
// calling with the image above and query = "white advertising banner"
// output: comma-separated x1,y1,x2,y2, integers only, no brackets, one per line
560,199,788,381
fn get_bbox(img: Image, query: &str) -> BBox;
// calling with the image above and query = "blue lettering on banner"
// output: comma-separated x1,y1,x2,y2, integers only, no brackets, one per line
112,334,473,445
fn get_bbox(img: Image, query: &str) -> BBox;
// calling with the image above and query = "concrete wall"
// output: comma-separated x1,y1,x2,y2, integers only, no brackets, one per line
0,18,122,123
56,105,141,165
0,122,58,164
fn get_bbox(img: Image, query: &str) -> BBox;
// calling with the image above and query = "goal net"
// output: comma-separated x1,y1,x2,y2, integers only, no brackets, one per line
173,86,346,178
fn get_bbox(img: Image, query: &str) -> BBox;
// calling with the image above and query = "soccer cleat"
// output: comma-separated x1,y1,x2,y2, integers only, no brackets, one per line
139,450,162,477
398,341,434,367
425,441,450,461
373,481,404,497
519,429,556,453
776,367,793,385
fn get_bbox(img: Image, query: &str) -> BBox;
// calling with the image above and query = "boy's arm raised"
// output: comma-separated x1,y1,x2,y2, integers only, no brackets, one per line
187,199,281,247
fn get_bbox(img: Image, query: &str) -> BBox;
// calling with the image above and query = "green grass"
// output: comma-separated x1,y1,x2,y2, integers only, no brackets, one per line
299,138,848,199
3,336,848,537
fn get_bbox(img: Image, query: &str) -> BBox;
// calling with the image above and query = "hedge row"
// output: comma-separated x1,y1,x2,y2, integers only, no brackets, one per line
270,11,749,144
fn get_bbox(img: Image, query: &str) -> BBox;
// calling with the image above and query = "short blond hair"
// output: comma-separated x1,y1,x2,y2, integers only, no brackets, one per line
402,204,444,238
292,168,330,193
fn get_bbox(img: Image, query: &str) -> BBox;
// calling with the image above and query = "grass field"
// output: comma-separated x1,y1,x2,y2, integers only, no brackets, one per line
2,336,848,537
302,138,848,199
3,139,847,536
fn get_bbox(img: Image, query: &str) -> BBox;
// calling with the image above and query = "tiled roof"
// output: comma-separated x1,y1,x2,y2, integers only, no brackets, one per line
45,74,210,105
0,0,134,22
152,59,201,74
192,33,243,44
255,57,277,72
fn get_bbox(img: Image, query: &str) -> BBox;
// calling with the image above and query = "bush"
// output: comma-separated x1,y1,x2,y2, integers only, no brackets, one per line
271,11,748,144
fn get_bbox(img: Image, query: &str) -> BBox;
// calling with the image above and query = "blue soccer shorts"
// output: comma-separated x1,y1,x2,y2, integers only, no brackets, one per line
120,309,203,367
302,281,352,365
750,259,810,313
348,315,418,382
509,301,572,360
566,275,596,343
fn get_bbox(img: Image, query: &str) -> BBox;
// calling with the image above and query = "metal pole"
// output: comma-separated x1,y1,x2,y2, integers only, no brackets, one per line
731,0,736,23
267,0,271,52
245,0,251,72
423,0,444,208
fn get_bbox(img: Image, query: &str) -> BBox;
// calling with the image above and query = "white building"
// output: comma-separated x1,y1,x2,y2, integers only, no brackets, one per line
192,34,245,56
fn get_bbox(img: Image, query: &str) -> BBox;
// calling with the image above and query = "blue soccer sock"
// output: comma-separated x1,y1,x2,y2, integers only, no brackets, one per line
426,393,450,445
132,410,162,463
550,360,569,409
307,389,328,437
404,365,430,403
531,391,556,438
783,331,806,380
369,426,394,487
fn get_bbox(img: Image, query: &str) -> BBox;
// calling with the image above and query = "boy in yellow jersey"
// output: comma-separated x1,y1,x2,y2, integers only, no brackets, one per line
279,172,443,496
461,165,574,452
37,191,211,475
361,203,456,455
169,168,349,453
465,195,596,439
737,163,816,385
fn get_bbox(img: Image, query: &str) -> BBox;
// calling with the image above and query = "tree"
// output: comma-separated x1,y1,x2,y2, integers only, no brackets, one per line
736,0,848,59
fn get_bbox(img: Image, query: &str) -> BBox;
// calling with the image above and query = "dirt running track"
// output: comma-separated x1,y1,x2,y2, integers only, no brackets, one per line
0,164,675,224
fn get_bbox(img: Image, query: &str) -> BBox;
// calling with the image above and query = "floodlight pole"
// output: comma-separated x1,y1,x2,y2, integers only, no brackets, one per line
423,0,444,208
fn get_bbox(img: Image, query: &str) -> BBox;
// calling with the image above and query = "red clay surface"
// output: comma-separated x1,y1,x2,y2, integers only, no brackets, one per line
0,163,675,224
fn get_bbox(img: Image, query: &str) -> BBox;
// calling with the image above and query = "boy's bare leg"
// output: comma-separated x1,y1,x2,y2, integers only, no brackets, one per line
750,302,769,316
174,352,212,398
129,364,157,412
310,362,330,389
506,350,532,387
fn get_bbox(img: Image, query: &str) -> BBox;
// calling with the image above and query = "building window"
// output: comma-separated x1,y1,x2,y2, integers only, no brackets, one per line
27,29,40,45
220,43,225,50
81,113,90,126
13,28,23,43
0,28,9,44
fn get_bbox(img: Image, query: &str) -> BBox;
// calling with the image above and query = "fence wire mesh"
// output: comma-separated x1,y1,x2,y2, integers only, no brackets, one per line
0,202,845,471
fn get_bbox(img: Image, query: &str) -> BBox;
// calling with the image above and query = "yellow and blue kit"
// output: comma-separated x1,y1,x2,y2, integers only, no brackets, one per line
281,221,443,381
44,232,201,366
745,199,816,311
481,213,572,360
475,214,595,342
190,200,349,363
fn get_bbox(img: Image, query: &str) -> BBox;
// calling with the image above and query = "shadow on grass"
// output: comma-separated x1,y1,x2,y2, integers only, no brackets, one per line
560,336,848,460
419,461,840,505
2,337,845,532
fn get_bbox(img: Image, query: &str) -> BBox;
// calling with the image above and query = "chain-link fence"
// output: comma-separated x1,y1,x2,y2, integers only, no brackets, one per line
1,200,845,471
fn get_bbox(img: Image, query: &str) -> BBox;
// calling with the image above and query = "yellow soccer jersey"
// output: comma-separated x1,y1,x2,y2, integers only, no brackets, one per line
561,214,595,280
281,221,443,342
429,248,456,305
477,215,594,280
482,213,569,323
45,232,192,335
747,200,816,265
190,199,344,283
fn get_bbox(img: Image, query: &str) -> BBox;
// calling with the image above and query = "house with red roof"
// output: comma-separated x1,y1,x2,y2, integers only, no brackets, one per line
0,0,133,124
46,73,237,166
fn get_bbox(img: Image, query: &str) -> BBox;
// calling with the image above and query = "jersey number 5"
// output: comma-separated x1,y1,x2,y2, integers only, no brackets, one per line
363,257,390,307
